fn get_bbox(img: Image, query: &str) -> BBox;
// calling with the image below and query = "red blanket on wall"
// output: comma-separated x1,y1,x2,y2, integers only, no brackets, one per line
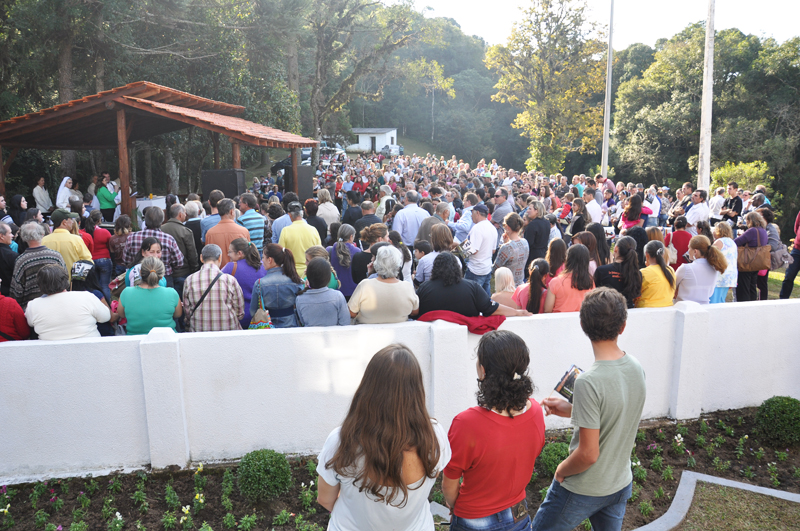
417,310,506,335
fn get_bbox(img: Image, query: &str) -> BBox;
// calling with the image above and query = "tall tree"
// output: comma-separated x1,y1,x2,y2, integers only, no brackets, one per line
407,59,455,143
485,0,605,173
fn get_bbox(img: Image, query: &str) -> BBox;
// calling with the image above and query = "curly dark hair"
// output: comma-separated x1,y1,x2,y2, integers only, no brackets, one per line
476,331,534,417
429,252,462,286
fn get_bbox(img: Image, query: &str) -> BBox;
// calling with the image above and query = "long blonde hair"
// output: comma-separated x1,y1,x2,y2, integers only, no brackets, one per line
689,235,727,274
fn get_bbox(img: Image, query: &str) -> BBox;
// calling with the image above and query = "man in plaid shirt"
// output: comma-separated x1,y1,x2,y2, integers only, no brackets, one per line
124,207,185,284
183,244,244,332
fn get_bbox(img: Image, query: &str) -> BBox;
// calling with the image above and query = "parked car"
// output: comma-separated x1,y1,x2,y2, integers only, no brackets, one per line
381,144,401,157
270,157,293,175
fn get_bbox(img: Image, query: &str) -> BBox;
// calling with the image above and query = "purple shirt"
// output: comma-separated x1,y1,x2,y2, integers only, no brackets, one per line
327,242,360,296
222,259,267,328
734,227,768,248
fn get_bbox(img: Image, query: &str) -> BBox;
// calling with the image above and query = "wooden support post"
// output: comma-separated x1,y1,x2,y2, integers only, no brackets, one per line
211,131,220,169
0,145,4,198
232,142,241,169
117,109,131,216
291,147,299,196
3,148,19,174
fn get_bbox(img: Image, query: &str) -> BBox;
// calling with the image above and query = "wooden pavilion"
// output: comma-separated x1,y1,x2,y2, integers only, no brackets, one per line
0,81,317,213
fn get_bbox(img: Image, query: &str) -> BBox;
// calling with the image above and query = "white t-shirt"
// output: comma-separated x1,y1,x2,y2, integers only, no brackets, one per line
685,201,710,236
466,219,498,276
585,199,603,226
317,421,451,531
25,291,111,340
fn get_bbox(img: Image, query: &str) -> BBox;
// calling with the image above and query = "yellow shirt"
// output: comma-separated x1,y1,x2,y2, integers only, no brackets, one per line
42,228,92,274
636,264,675,308
278,219,322,277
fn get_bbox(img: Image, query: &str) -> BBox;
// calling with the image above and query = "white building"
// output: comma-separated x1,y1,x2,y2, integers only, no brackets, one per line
348,128,398,153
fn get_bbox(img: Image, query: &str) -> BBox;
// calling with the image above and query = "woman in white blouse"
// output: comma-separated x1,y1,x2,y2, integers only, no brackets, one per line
316,344,450,531
674,235,728,304
33,176,53,212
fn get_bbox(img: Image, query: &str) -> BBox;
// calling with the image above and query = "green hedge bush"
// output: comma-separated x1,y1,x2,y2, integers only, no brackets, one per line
755,396,800,448
538,442,570,477
237,449,292,503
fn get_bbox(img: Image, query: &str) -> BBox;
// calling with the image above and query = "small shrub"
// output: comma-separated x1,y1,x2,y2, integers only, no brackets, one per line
654,486,665,499
755,396,800,447
72,508,85,523
676,425,689,437
222,513,236,529
530,469,538,483
639,500,653,518
221,470,234,498
538,443,570,477
687,455,696,468
34,509,49,528
430,489,445,505
70,522,89,531
655,429,665,442
712,457,731,472
108,478,122,495
695,435,706,447
635,430,646,443
776,450,788,462
754,447,765,460
650,455,663,472
237,514,257,531
581,519,592,530
165,485,180,511
86,480,99,496
740,466,756,479
699,419,709,435
633,465,647,482
712,436,725,448
272,510,292,526
77,492,90,510
45,523,58,531
100,497,116,520
162,511,177,530
662,466,674,481
539,487,549,501
306,459,317,477
237,449,293,503
199,524,213,531
629,482,641,503
793,467,800,479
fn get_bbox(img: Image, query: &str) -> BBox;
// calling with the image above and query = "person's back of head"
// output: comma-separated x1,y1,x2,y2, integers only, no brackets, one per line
306,256,332,289
169,203,185,220
475,330,533,416
580,287,627,342
37,264,69,295
186,193,200,202
144,205,164,230
494,267,515,293
20,221,45,243
185,201,200,220
240,193,258,211
217,198,235,218
140,256,165,287
201,243,222,265
360,201,374,213
327,344,439,506
305,199,319,217
209,190,225,209
282,192,299,210
115,215,132,236
644,240,674,287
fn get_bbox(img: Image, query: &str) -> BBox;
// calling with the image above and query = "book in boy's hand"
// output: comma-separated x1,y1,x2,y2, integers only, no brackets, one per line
554,365,583,403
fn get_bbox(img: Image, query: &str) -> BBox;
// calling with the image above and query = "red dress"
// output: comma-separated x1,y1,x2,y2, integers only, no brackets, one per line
665,230,692,268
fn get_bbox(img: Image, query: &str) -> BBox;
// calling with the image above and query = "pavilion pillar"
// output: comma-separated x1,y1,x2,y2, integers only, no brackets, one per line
232,142,241,170
211,132,220,170
291,147,299,196
0,146,5,198
117,109,131,216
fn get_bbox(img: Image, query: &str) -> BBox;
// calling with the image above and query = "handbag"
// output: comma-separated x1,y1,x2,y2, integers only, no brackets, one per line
109,272,127,299
666,236,678,265
248,280,274,330
770,243,794,270
185,272,223,322
737,230,771,272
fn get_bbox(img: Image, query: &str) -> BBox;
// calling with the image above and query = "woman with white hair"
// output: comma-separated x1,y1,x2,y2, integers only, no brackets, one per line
316,188,341,234
347,245,419,324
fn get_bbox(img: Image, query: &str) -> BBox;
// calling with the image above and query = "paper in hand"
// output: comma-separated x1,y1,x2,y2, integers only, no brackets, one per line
554,365,583,403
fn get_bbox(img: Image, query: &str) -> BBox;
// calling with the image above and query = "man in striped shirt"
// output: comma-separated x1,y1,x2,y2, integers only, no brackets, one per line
182,244,244,332
10,222,66,310
236,193,265,252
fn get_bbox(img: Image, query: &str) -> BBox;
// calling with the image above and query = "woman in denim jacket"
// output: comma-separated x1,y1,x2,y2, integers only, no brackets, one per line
251,243,305,328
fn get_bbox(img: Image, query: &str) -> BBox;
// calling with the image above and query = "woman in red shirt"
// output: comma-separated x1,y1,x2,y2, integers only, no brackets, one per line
443,330,545,531
86,210,114,302
664,216,692,269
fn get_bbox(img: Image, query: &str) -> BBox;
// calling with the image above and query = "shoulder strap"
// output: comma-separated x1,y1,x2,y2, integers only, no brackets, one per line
188,272,223,320
0,329,15,341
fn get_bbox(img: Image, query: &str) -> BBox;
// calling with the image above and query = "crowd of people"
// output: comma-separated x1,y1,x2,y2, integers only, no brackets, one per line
0,153,797,343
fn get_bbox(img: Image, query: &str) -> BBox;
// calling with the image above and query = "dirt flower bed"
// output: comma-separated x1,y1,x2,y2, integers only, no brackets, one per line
2,408,798,531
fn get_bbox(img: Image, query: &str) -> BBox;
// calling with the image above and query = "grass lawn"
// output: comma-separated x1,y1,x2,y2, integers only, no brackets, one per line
397,135,439,157
675,482,800,530
767,269,800,299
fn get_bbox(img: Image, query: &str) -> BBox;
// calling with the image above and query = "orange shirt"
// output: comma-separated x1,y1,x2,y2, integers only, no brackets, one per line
548,272,593,313
205,219,250,267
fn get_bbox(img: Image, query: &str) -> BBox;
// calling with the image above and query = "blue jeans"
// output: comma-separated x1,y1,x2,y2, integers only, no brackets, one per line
531,479,631,531
465,269,492,297
94,258,113,303
452,504,531,531
780,248,800,299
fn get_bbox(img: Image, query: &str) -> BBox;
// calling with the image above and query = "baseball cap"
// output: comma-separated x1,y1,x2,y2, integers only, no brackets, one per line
51,208,79,226
286,201,303,213
662,186,670,191
473,204,489,216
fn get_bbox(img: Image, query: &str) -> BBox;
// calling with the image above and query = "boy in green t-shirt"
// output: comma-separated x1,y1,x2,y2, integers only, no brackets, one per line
532,287,647,531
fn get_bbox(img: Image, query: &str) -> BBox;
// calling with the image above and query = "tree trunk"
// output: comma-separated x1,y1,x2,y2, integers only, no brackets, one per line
430,90,435,143
144,143,152,195
58,14,76,179
165,145,180,195
287,37,300,95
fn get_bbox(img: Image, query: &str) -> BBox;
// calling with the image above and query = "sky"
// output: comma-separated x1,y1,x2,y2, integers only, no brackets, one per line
417,0,799,49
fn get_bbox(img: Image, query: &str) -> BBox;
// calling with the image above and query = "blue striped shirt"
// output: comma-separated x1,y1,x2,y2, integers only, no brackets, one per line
236,209,266,252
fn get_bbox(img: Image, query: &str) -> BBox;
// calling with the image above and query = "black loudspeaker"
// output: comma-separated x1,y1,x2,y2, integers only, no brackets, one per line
201,169,247,200
297,165,315,202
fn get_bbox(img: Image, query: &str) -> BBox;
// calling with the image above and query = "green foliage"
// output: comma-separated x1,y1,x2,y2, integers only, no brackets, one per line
34,509,49,528
630,482,641,503
655,429,665,442
635,430,646,443
654,486,665,499
639,500,654,518
299,481,315,512
237,449,292,503
687,455,696,468
711,161,775,197
633,465,647,483
694,435,706,447
676,425,689,437
45,524,58,531
132,490,146,506
650,455,663,473
712,436,726,448
305,459,317,478
222,470,235,498
792,467,800,479
86,480,99,497
108,513,125,531
430,489,445,505
162,511,177,531
755,396,800,447
767,462,780,487
58,480,70,496
52,498,64,513
100,496,116,520
581,519,592,530
662,466,674,481
712,457,731,472
699,420,709,435
72,509,85,523
165,485,180,511
538,443,570,477
222,513,236,529
108,478,122,495
539,487,549,501
272,510,292,526
77,492,90,510
754,447,766,460
485,0,605,173
237,514,257,531
199,524,213,531
70,522,88,531
740,466,756,479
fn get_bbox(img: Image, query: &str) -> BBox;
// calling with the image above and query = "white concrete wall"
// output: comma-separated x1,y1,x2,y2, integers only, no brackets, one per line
2,299,799,483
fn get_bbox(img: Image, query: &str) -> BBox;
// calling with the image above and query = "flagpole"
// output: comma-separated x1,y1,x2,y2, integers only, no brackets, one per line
698,0,715,191
600,0,614,180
